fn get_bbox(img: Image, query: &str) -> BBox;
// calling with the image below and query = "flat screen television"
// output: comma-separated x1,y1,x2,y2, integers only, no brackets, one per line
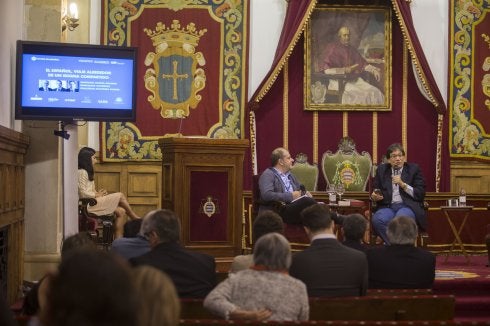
15,40,137,122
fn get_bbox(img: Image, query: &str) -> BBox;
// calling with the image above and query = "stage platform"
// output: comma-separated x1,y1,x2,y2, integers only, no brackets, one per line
434,254,490,322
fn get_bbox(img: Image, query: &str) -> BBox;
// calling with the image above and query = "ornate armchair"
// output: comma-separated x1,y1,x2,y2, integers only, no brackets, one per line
78,198,115,250
321,136,372,191
322,137,373,243
290,153,319,191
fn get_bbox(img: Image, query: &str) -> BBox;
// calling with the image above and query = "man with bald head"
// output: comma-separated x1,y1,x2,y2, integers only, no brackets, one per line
258,147,316,224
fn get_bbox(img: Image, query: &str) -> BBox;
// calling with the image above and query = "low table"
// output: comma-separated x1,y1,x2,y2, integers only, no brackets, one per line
440,205,473,263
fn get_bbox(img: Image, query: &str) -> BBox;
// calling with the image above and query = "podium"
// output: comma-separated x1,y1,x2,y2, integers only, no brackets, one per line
159,137,249,257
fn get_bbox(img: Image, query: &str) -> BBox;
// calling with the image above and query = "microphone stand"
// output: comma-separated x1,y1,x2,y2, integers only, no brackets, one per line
367,163,377,245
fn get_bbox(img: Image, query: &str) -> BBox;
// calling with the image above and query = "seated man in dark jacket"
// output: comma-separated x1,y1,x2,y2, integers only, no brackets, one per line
289,204,368,297
130,209,216,298
367,216,435,289
342,213,368,252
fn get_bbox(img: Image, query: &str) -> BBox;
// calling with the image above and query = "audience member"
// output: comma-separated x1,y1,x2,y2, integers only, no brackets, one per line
111,218,150,260
289,204,368,297
78,147,140,238
130,209,216,298
123,219,143,237
133,265,180,326
230,210,284,273
204,233,309,321
60,231,97,259
22,232,97,320
342,213,368,252
366,216,435,289
40,249,137,326
371,143,426,244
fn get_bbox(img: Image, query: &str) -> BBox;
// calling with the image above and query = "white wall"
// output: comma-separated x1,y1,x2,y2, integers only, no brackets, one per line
248,0,287,99
0,1,24,129
411,0,448,105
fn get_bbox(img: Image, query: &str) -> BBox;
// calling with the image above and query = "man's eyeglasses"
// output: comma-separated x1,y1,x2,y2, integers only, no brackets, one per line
390,153,404,158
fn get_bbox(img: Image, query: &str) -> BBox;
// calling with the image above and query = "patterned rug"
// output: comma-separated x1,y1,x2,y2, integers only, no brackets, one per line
434,255,490,322
435,254,490,281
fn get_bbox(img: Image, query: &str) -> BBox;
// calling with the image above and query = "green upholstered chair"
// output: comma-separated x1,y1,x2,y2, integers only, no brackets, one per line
290,153,319,191
321,137,372,191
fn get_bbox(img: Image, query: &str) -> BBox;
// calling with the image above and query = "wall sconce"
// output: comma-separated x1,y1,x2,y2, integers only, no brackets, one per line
61,3,79,32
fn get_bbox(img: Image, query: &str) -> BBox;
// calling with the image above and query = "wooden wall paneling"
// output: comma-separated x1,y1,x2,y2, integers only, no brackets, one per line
0,164,4,212
94,162,162,219
0,125,29,304
127,164,161,216
450,160,490,193
7,220,23,304
162,163,172,204
94,165,122,194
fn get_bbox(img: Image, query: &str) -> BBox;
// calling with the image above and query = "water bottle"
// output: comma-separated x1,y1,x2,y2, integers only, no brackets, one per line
327,185,337,204
459,188,466,207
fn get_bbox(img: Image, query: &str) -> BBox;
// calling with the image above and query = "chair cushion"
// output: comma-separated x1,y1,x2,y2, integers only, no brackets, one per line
290,153,319,191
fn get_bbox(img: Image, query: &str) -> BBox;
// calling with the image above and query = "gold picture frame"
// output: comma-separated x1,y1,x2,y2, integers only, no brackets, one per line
304,5,391,111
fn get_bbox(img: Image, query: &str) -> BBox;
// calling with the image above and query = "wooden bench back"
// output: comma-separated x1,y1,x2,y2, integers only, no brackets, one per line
179,320,464,325
309,295,454,321
181,294,454,321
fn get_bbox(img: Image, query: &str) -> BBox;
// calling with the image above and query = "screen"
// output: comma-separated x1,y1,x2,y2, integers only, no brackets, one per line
15,40,137,122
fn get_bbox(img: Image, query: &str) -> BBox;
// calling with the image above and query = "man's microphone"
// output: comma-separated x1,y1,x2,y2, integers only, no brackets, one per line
300,184,306,196
393,167,401,187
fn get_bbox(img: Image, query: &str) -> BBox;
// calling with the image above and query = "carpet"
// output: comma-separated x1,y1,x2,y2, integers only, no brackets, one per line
434,254,490,322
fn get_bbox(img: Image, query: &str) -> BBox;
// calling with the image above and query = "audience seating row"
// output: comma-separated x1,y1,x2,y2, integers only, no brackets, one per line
217,272,434,297
12,293,455,326
180,320,485,326
180,294,455,321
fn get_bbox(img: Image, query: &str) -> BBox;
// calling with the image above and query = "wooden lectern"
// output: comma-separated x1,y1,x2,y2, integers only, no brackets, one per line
159,137,249,257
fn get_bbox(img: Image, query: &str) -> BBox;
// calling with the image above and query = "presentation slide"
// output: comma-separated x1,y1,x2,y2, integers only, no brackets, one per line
22,53,134,110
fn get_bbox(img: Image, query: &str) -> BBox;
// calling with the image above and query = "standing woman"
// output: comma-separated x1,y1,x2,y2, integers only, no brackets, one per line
78,147,140,238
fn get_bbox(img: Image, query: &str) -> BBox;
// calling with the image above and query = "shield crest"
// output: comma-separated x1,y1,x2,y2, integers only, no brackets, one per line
144,20,207,119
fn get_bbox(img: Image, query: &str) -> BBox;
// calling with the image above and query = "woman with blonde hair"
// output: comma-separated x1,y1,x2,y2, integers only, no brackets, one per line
133,265,181,326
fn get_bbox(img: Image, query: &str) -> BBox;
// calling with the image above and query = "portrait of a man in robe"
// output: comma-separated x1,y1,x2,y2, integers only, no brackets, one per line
305,5,391,111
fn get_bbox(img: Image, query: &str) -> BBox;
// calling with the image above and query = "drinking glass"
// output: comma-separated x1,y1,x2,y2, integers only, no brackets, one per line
336,183,345,202
327,185,336,204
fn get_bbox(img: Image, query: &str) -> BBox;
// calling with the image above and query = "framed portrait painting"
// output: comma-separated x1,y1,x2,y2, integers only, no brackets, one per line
304,5,391,111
